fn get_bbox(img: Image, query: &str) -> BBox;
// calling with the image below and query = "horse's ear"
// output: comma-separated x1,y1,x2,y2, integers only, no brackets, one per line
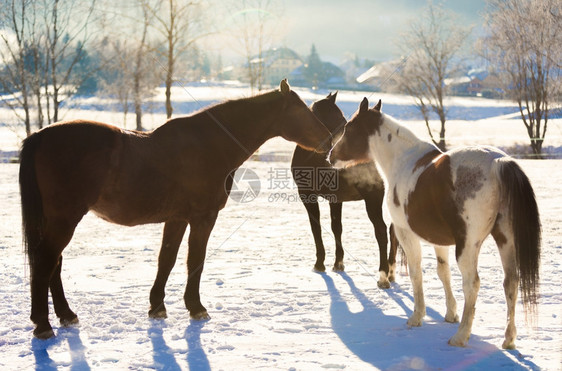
374,99,382,111
328,91,338,103
360,97,369,112
280,79,291,96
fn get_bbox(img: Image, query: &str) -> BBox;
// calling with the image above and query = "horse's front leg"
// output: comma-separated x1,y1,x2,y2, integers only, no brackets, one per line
301,196,326,272
329,202,345,271
149,220,188,318
394,226,425,326
184,211,218,320
365,194,390,288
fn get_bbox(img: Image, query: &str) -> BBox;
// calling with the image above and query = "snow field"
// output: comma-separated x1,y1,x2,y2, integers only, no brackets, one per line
1,84,561,369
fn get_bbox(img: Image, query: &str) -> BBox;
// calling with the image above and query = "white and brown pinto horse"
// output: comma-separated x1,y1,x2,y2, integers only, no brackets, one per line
329,98,541,349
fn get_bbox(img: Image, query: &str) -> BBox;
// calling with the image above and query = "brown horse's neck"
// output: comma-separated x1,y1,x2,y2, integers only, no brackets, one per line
212,91,284,155
154,91,284,169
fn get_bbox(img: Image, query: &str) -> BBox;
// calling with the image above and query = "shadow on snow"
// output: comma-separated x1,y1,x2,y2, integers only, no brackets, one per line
148,319,210,371
31,327,90,371
320,271,540,370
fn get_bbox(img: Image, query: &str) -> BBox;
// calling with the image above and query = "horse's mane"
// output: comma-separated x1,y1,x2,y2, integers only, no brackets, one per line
153,89,284,134
191,89,283,118
382,113,426,146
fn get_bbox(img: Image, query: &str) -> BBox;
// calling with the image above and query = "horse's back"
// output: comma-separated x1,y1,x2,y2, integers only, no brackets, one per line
447,146,506,169
27,120,124,217
402,146,506,246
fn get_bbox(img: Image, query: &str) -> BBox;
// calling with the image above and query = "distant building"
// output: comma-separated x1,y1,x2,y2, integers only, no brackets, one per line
229,47,347,89
356,58,406,91
338,55,372,88
263,48,304,85
458,71,504,98
466,77,483,95
356,60,505,98
445,76,472,96
321,62,346,88
229,47,304,87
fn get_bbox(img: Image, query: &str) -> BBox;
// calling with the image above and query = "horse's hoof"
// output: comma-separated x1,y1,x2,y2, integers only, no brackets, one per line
332,262,345,272
149,303,167,319
377,279,391,289
313,264,326,273
407,316,423,327
448,333,469,347
149,309,167,319
444,313,459,323
190,311,211,321
60,315,79,327
34,326,55,340
388,270,396,283
185,299,209,320
502,339,516,350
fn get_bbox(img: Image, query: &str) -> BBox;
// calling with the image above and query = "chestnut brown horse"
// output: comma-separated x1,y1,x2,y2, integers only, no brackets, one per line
20,80,332,339
291,92,398,287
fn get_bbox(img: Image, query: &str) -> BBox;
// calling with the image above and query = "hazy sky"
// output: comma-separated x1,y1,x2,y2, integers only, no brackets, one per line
266,0,487,63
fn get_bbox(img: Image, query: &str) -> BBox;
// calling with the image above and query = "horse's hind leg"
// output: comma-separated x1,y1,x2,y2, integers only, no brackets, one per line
394,226,425,326
364,194,390,288
30,246,60,338
30,219,78,339
492,214,518,349
149,220,188,318
449,238,483,347
329,202,344,271
434,246,458,323
184,211,218,320
302,197,326,272
388,224,398,282
50,256,78,326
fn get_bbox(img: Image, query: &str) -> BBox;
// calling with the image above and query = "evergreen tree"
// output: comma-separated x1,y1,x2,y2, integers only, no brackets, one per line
304,44,323,87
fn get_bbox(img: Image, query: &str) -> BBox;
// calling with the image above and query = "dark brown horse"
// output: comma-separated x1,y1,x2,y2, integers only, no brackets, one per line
291,92,398,288
19,80,332,339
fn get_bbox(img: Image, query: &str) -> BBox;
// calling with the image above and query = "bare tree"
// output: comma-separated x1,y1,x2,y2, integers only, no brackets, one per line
0,0,33,135
132,5,151,130
386,4,472,151
41,0,98,124
142,0,209,119
226,0,284,93
481,0,562,157
99,40,133,127
27,1,47,131
100,1,156,130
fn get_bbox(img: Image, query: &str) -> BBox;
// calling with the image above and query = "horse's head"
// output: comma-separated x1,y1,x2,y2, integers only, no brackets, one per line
277,79,332,153
328,97,383,168
311,92,347,142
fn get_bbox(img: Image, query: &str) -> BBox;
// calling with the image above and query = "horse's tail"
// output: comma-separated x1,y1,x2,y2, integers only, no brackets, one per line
497,159,541,313
19,132,44,266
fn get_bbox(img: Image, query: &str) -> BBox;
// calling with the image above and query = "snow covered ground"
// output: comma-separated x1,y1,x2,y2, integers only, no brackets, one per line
1,84,561,370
